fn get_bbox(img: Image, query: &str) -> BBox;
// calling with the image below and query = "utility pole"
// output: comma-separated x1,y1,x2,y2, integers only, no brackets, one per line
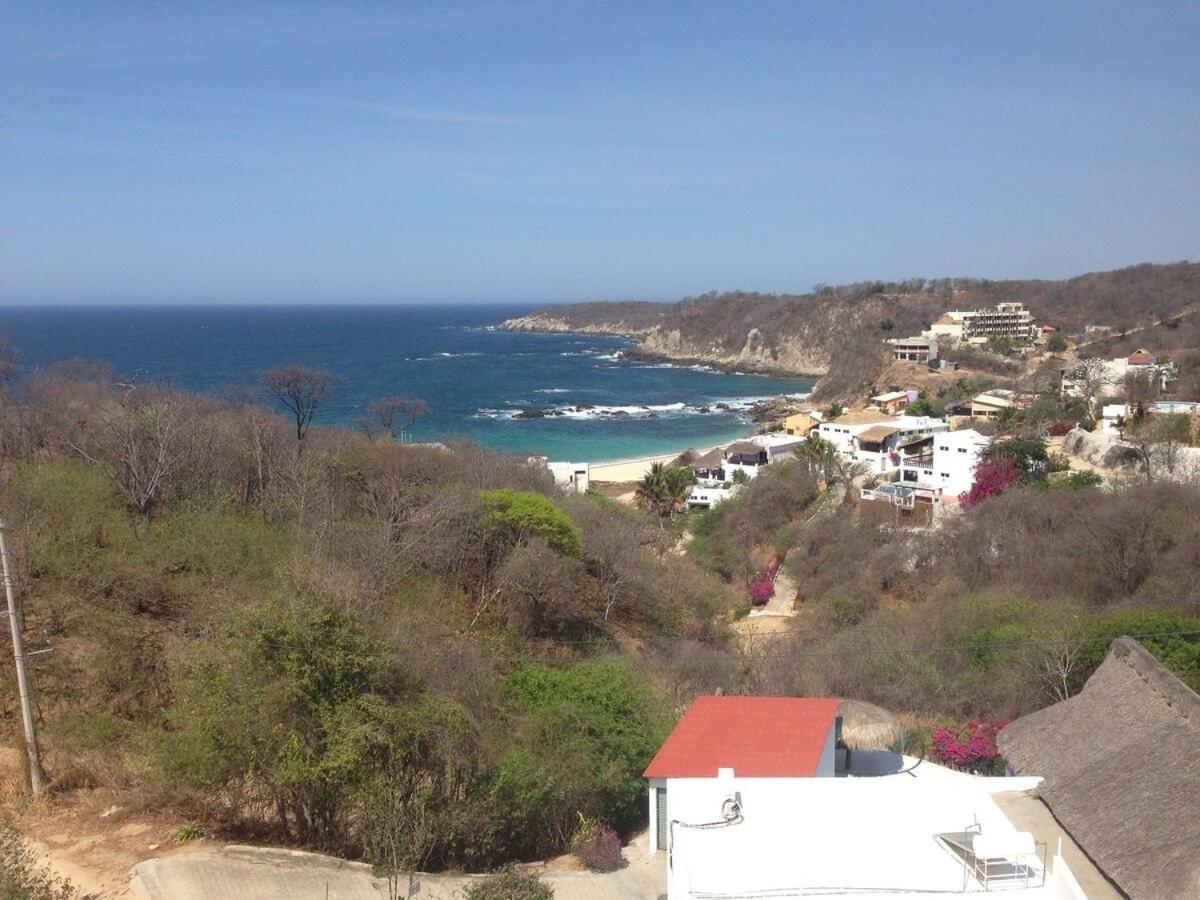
0,520,44,794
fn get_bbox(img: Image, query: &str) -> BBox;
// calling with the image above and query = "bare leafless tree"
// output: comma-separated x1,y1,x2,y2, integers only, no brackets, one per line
1065,358,1114,418
67,387,190,529
261,365,335,446
355,396,428,442
1033,631,1087,702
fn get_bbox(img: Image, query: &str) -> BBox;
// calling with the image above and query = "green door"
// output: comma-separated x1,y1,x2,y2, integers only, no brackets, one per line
655,787,668,850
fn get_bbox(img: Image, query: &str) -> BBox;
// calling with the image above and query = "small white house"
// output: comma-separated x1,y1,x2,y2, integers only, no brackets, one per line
538,459,590,493
645,696,839,856
647,696,1087,900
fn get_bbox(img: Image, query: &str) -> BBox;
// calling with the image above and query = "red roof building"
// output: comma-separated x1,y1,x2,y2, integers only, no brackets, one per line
644,696,839,779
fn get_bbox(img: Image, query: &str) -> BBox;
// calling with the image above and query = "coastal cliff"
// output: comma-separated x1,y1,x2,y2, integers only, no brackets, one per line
503,262,1200,394
501,292,894,379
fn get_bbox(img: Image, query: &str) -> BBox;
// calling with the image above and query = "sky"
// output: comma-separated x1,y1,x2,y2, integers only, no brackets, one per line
1,1,1198,305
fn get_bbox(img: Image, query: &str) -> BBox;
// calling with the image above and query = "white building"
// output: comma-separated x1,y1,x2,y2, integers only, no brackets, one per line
530,458,591,493
926,303,1039,345
899,428,990,500
1061,352,1178,399
817,410,898,456
646,696,1088,900
683,434,808,509
686,482,739,510
819,412,949,474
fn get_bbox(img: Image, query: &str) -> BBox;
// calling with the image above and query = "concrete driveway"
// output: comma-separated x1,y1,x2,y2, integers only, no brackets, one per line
131,836,666,900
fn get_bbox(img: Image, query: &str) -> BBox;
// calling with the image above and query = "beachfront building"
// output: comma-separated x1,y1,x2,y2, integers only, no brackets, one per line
896,428,990,501
782,410,820,437
685,435,807,508
528,456,591,493
648,696,1088,900
888,336,939,363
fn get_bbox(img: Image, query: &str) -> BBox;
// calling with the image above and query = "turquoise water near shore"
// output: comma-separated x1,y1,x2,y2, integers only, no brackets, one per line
0,305,814,462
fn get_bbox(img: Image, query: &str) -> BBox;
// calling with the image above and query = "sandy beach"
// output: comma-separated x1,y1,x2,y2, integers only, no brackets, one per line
589,443,723,482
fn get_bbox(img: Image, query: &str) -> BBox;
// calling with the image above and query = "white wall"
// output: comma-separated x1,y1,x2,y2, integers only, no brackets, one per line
901,431,988,499
686,484,736,509
648,722,836,855
663,775,1072,900
547,461,590,493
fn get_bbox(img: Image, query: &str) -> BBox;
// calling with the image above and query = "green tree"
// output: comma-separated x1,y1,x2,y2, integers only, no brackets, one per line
479,489,583,556
464,868,554,900
491,658,669,858
636,463,694,524
904,396,939,417
1068,611,1200,695
1046,332,1067,353
158,604,473,852
988,436,1049,481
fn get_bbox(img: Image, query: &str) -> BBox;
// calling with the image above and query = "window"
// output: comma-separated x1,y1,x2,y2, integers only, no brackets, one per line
655,787,668,851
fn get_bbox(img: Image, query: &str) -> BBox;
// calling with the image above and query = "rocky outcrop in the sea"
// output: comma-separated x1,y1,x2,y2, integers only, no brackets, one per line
501,314,656,337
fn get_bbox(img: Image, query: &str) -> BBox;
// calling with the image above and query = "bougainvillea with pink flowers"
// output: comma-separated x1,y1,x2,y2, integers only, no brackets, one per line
930,719,1010,775
962,459,1020,509
749,576,775,605
748,555,783,605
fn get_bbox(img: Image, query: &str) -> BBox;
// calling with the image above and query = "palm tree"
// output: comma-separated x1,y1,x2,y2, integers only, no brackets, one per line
637,463,695,525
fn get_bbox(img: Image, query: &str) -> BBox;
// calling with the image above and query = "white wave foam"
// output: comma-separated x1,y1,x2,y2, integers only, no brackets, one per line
533,388,570,394
472,396,801,422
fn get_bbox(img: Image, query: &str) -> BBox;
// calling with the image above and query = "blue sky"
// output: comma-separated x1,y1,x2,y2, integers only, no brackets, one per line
2,1,1197,304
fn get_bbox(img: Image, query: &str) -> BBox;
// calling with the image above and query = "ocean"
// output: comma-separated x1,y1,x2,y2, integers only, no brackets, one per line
0,305,813,463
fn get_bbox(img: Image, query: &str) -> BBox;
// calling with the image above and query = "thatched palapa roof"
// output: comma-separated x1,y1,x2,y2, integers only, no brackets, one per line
690,447,726,469
998,638,1200,899
724,440,763,456
836,698,901,751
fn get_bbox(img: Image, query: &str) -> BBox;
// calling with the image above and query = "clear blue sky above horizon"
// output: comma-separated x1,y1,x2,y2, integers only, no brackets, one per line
2,1,1198,305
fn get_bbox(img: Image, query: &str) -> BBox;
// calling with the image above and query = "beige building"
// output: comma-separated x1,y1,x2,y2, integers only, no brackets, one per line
782,411,820,437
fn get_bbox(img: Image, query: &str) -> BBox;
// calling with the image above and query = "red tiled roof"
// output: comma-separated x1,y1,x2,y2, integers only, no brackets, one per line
643,696,839,778
1128,354,1156,365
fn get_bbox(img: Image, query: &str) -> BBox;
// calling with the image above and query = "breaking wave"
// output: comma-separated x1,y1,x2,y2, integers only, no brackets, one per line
473,394,804,422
